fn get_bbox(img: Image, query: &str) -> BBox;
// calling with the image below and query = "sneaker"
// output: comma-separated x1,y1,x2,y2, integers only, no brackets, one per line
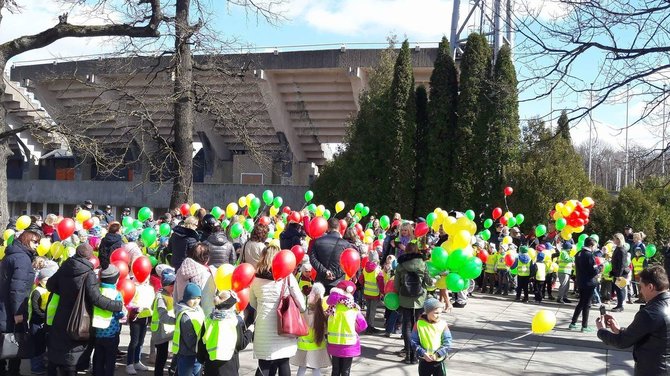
568,323,578,331
612,307,624,312
581,327,595,333
134,362,149,372
563,298,572,303
126,365,137,375
384,332,392,337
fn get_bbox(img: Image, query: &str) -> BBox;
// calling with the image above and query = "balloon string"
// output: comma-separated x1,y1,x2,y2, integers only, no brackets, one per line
504,195,509,213
447,331,533,359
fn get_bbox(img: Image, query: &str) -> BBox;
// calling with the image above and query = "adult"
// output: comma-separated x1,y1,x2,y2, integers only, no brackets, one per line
203,217,235,267
199,214,218,242
624,225,634,253
610,233,630,312
174,243,215,304
167,216,200,270
238,224,269,268
394,242,431,364
98,222,124,270
101,205,115,226
0,231,40,376
82,200,93,212
279,218,305,251
249,245,306,376
46,244,123,376
568,237,598,332
309,218,349,294
597,265,670,376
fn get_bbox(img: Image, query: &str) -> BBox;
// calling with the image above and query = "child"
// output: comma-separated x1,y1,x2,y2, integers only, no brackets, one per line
291,283,330,376
533,252,547,303
29,267,55,375
494,244,511,295
151,268,177,376
632,246,648,302
513,246,533,302
325,280,367,376
362,252,384,333
481,243,497,294
126,259,156,375
173,283,205,376
411,298,453,376
92,265,125,376
199,290,253,376
383,255,400,337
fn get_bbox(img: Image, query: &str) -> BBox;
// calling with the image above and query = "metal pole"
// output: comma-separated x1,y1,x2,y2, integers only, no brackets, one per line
625,84,629,187
588,84,593,181
450,0,461,56
663,84,666,175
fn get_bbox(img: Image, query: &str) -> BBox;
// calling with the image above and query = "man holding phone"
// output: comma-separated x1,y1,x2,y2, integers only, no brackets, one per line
596,265,670,375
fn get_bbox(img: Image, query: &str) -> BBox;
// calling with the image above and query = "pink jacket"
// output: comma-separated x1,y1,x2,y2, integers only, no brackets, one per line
363,261,385,300
325,289,367,357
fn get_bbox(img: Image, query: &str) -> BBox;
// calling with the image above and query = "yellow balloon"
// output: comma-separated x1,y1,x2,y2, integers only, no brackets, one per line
531,310,557,334
190,203,201,216
561,206,572,217
16,215,31,231
582,197,595,207
335,201,345,213
431,222,441,232
316,205,325,217
504,211,513,220
238,196,247,208
467,220,477,235
436,275,447,289
3,229,14,241
569,248,577,258
276,221,285,232
551,262,559,273
226,203,239,219
245,194,256,207
269,206,279,217
528,249,537,261
455,216,470,232
443,216,457,234
555,202,564,212
214,264,235,291
75,210,91,224
273,230,281,239
452,230,472,249
502,236,512,245
438,210,449,222
269,239,280,248
560,229,572,240
49,241,61,256
363,236,373,244
37,238,51,256
574,225,585,233
552,211,562,221
605,243,613,255
0,245,4,259
365,229,374,237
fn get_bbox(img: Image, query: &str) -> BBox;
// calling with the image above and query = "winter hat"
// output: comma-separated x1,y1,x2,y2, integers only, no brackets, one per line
536,252,546,263
161,268,176,286
308,282,326,306
125,230,141,242
76,243,93,258
519,246,529,254
182,282,202,302
213,290,238,310
100,264,120,284
562,242,573,250
544,243,554,250
336,280,356,296
423,297,445,314
37,267,56,281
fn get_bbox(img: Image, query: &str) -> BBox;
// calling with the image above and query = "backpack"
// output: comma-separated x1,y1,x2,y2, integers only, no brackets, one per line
401,271,424,297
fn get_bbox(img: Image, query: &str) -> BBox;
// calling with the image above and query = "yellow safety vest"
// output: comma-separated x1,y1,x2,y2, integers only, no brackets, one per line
92,286,120,329
535,262,546,281
172,308,205,354
496,253,509,271
558,252,573,274
383,270,391,285
603,263,613,281
151,293,175,333
28,286,50,323
632,257,646,277
485,254,497,273
298,326,327,351
46,293,60,326
416,319,448,362
327,304,359,346
202,315,238,361
517,259,531,277
131,283,156,319
363,269,380,297
298,278,312,293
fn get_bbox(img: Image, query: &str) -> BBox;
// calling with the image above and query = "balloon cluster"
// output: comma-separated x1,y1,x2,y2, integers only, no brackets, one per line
214,262,256,312
429,215,482,292
550,197,595,241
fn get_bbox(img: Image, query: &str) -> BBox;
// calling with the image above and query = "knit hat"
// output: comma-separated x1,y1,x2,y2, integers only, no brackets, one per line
161,268,176,286
519,246,529,254
37,267,56,281
423,297,445,313
536,252,546,262
336,280,356,295
544,243,554,250
308,282,326,306
76,243,93,258
125,230,140,242
562,242,573,250
213,290,238,310
182,282,202,302
100,264,120,284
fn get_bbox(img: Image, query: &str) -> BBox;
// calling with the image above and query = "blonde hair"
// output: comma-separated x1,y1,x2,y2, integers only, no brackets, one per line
399,222,414,237
32,256,48,270
44,214,58,226
633,232,646,242
183,216,198,230
256,245,281,276
613,233,625,246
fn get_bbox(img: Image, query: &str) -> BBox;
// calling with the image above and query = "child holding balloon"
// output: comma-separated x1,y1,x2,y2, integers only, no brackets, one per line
125,256,156,375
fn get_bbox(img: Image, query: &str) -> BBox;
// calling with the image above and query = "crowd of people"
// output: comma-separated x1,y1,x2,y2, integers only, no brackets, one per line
0,201,667,376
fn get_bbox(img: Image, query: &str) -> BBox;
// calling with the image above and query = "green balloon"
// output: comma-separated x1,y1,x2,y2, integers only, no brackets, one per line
221,219,230,229
556,218,567,231
244,218,254,232
510,267,518,276
273,197,283,209
426,261,441,278
380,215,390,229
507,217,517,228
426,213,437,227
210,206,223,220
578,234,588,243
646,244,657,259
480,229,491,241
515,214,525,225
354,203,364,213
603,262,612,275
133,219,143,230
446,273,466,292
262,190,274,206
230,223,244,239
304,190,314,202
460,257,483,279
446,249,467,272
577,241,584,250
384,292,399,310
159,223,171,237
430,247,449,270
323,209,331,220
483,218,493,229
465,210,475,221
307,204,317,213
535,224,547,237
267,230,275,239
141,228,157,246
138,207,152,222
281,213,288,222
250,198,262,211
378,234,385,240
248,207,259,218
122,216,134,229
361,206,370,217
149,255,158,268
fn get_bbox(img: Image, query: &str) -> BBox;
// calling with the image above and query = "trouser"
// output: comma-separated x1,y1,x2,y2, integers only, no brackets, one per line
481,273,496,292
47,363,77,376
385,309,399,335
418,360,446,376
30,323,47,373
154,342,169,376
613,283,626,308
601,280,612,301
632,276,640,297
495,270,509,293
93,336,119,376
365,298,379,329
516,276,530,300
571,287,595,327
400,307,423,361
297,366,323,376
456,280,473,304
128,317,148,365
534,281,546,302
545,273,556,298
592,285,601,304
557,273,571,299
331,356,353,376
255,358,290,376
178,354,202,376
76,339,94,371
0,358,20,376
626,280,634,301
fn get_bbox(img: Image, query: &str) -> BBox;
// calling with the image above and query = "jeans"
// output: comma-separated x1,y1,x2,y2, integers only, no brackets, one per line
481,273,496,292
592,285,601,305
154,342,169,376
545,273,556,298
557,273,571,299
178,354,202,376
613,283,626,308
534,281,546,302
495,270,509,293
516,276,530,300
571,287,595,327
400,307,423,360
418,360,446,376
331,356,353,376
385,309,399,335
365,298,379,329
30,323,47,373
0,359,20,376
255,358,290,376
47,363,76,376
93,336,119,376
127,317,148,365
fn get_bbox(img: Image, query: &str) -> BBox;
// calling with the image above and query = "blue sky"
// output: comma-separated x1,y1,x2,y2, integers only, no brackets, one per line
1,0,662,152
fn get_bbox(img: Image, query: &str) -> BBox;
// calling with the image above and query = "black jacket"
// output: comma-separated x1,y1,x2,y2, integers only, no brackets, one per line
98,232,124,270
0,242,36,332
598,291,670,376
279,223,304,250
574,247,598,289
168,225,200,270
46,255,123,366
309,231,348,292
205,232,236,267
611,246,628,278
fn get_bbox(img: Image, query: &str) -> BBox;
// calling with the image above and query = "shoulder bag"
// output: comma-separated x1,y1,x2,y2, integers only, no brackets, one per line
276,277,308,337
66,276,92,341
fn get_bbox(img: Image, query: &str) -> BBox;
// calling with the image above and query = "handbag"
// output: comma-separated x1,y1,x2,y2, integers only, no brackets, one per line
66,277,92,341
276,277,308,337
0,329,33,359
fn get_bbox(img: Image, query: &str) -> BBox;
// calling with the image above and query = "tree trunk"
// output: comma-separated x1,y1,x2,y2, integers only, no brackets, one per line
169,0,194,210
0,57,11,230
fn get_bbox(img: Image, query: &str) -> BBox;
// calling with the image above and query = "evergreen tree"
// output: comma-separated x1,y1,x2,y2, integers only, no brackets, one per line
424,36,459,215
556,110,571,142
414,85,429,217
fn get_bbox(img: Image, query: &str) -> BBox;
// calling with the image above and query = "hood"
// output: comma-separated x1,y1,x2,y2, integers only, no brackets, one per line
365,261,378,273
327,289,354,306
101,232,123,245
210,308,237,321
5,242,35,259
206,232,229,246
519,254,531,263
398,252,425,272
173,225,199,239
177,257,208,280
59,255,94,278
175,301,199,316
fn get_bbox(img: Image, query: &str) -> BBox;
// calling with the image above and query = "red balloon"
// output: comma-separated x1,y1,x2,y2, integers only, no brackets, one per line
56,218,76,240
354,223,363,233
504,253,516,267
110,248,130,265
231,263,256,291
180,203,190,217
88,255,100,269
504,186,514,196
500,216,508,226
361,256,369,269
113,260,129,281
272,249,296,281
492,207,503,220
595,257,604,266
338,220,347,236
132,256,152,283
117,279,135,305
290,245,305,265
477,250,489,263
83,218,94,230
309,268,317,281
340,248,360,278
309,217,328,239
282,206,292,215
289,211,302,224
258,216,271,226
384,278,396,294
236,287,250,312
415,222,429,237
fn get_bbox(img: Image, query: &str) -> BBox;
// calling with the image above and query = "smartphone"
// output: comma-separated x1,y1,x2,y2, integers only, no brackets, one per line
599,305,607,316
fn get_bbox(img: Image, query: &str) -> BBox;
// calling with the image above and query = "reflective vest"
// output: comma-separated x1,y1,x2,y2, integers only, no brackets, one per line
298,326,327,351
544,258,553,274
172,308,205,354
151,293,175,333
382,270,391,285
535,263,546,281
202,315,238,361
603,263,613,281
517,259,531,277
46,293,60,326
558,252,573,274
485,254,497,273
496,253,509,271
28,286,50,323
131,283,156,319
416,319,448,362
632,257,646,277
363,269,380,297
298,278,312,293
327,304,359,345
92,286,120,329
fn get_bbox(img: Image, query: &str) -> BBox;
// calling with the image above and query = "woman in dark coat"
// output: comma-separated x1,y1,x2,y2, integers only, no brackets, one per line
97,222,124,270
46,244,123,376
0,230,40,376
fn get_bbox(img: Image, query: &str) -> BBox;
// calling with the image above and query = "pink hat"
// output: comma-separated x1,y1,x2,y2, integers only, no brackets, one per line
336,280,356,295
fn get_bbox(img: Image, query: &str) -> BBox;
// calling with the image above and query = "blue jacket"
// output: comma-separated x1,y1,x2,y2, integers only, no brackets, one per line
95,283,124,338
0,242,36,332
410,316,452,359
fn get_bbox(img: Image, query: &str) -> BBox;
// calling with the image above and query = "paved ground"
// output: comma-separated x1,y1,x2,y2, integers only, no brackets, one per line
19,291,638,375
